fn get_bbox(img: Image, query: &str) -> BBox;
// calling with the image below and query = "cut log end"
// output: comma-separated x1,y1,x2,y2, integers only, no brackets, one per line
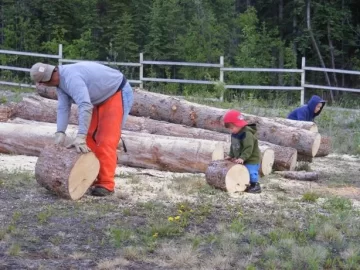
205,160,249,193
260,148,274,176
35,145,100,200
68,153,101,200
311,134,322,157
211,144,225,161
309,126,318,133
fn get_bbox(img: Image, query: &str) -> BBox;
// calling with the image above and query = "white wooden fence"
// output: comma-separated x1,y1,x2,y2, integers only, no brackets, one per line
1,44,360,105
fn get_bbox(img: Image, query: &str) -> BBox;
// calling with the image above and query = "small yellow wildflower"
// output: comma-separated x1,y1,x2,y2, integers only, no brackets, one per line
168,217,174,222
190,209,194,213
178,210,183,214
238,211,243,217
180,205,185,209
175,216,180,220
153,233,158,238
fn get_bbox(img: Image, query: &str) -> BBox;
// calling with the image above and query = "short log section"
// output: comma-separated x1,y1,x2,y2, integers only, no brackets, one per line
35,145,100,200
205,160,250,193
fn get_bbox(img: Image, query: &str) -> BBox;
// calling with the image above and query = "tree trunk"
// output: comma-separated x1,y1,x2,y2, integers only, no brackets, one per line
306,0,334,102
205,160,250,192
297,154,313,163
23,91,322,157
35,145,100,200
271,117,318,132
315,136,331,157
36,83,58,100
278,0,284,86
274,170,319,181
258,141,297,171
0,104,14,122
327,22,338,88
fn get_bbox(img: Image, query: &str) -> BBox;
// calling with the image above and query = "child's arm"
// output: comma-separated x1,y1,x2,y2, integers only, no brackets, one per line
238,133,255,162
225,146,235,160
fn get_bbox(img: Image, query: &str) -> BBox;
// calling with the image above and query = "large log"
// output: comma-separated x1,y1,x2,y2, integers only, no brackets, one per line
36,83,58,100
271,117,318,132
274,171,319,181
315,136,331,157
0,104,14,122
10,96,297,171
0,121,224,173
205,160,250,192
35,145,100,200
35,86,321,156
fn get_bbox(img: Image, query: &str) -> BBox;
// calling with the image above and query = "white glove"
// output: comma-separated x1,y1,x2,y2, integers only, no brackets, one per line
54,132,66,146
66,134,90,153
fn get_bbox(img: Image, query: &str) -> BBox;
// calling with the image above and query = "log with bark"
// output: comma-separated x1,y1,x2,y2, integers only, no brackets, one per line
34,87,321,157
10,96,298,171
297,154,313,163
36,83,58,100
0,104,14,122
211,144,274,176
35,145,100,200
271,117,318,132
205,160,250,192
274,170,319,181
315,136,331,157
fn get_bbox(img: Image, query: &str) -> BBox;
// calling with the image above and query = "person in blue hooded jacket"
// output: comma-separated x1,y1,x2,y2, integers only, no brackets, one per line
287,95,326,122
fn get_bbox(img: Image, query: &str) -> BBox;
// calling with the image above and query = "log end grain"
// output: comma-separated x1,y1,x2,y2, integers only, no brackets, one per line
205,160,250,193
260,148,274,176
35,145,100,200
311,133,322,157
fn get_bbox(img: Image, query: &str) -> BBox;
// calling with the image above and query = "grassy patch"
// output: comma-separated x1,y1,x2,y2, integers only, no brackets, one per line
302,191,320,202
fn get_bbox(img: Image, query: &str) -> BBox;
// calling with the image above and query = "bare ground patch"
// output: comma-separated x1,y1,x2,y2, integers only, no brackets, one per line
0,154,360,269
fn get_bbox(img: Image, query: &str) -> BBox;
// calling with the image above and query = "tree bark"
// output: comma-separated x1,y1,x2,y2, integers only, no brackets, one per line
36,83,58,100
327,22,338,88
297,154,313,163
315,136,331,157
35,145,100,200
258,141,297,171
205,160,250,192
274,170,319,181
306,0,334,102
21,91,322,157
271,117,318,132
0,104,14,122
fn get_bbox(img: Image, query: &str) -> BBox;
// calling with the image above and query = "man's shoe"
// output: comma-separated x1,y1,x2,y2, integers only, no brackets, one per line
244,182,261,194
91,187,114,197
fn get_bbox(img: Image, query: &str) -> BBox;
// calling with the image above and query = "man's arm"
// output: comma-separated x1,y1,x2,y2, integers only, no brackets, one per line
57,89,72,133
66,77,93,135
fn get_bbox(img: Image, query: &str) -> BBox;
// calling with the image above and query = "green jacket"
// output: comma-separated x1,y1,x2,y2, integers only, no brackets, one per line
229,124,261,164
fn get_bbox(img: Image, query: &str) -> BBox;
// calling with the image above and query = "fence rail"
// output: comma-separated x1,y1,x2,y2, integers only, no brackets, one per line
1,44,360,104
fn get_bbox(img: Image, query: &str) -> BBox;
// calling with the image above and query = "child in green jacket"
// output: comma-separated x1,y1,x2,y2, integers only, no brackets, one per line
223,110,261,193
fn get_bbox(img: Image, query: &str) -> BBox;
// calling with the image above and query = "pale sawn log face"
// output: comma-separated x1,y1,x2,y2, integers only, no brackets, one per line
205,160,250,192
35,145,99,200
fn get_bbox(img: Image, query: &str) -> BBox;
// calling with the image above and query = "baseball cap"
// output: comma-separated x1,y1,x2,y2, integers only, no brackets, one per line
223,110,248,128
30,62,56,83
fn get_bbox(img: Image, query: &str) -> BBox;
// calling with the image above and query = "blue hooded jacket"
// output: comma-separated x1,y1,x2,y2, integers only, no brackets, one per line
287,95,326,122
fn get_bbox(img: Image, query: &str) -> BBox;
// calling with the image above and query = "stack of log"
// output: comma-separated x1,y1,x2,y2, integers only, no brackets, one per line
0,87,330,186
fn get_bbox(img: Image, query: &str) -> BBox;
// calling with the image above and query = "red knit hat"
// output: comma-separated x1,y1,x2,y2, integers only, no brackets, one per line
223,110,248,128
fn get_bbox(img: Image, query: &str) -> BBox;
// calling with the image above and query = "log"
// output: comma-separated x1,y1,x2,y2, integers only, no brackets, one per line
0,104,14,122
297,154,313,163
274,171,319,181
315,136,331,157
271,117,318,132
35,86,321,156
259,142,297,171
10,96,298,171
35,145,100,200
13,95,78,125
0,121,224,173
36,83,58,100
212,144,274,176
205,160,250,192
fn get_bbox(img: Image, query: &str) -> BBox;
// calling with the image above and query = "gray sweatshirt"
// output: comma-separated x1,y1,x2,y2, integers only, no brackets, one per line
56,62,125,134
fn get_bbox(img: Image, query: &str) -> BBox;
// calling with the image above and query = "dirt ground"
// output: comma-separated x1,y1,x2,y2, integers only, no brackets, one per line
0,153,359,270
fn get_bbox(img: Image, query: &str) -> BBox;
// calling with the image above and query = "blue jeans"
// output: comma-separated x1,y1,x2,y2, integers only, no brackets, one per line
245,164,260,183
121,82,134,127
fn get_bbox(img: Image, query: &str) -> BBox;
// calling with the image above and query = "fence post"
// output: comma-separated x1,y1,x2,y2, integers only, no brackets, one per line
219,56,224,102
139,52,144,89
58,44,63,65
300,57,306,105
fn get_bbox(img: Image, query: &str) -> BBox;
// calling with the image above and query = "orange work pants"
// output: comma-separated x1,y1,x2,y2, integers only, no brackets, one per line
86,91,123,191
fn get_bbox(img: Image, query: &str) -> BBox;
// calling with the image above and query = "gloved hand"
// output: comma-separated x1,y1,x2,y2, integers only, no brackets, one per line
54,132,66,146
66,134,90,153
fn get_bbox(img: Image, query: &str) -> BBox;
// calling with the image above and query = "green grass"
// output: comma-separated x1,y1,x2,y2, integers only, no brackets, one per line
302,191,320,202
